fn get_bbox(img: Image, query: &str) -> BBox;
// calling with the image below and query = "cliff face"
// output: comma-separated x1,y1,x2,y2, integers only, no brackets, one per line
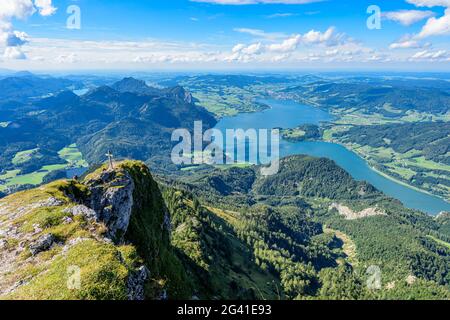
0,161,188,300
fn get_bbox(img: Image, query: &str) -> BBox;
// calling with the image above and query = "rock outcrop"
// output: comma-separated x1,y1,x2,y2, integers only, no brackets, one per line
126,266,149,300
0,161,186,300
29,234,55,256
330,203,386,220
83,169,135,243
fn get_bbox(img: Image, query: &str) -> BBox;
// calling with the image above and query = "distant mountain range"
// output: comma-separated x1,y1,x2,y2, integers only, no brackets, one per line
0,73,81,103
280,79,450,116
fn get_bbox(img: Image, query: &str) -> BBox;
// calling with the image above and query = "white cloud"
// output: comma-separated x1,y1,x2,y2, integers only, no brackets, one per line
242,42,263,54
1,19,447,69
227,27,362,63
267,35,301,52
234,28,286,40
391,0,450,51
3,46,26,59
266,13,297,18
55,53,78,64
406,0,450,7
383,10,435,26
0,0,36,20
5,31,29,46
390,39,424,49
302,27,337,45
234,26,342,52
0,0,56,59
231,42,263,55
34,0,57,16
389,34,430,49
190,0,322,4
410,49,448,60
416,8,450,38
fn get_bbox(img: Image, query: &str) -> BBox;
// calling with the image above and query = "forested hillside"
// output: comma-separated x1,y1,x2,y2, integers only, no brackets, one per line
281,80,450,116
2,157,449,300
333,122,450,200
0,77,216,195
164,155,450,299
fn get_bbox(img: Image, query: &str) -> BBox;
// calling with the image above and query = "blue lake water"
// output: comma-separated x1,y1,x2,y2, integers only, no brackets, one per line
66,167,88,179
215,99,450,215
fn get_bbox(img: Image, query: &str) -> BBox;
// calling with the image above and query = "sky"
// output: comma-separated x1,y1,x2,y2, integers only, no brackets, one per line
0,0,449,71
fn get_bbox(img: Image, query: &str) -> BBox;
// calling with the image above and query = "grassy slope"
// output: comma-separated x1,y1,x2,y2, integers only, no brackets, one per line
0,161,190,300
0,144,88,193
163,188,279,300
180,156,450,299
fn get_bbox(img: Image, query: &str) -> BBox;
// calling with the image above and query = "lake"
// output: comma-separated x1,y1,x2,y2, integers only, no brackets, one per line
215,99,450,216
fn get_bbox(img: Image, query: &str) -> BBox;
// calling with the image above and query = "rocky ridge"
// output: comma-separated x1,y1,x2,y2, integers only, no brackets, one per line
0,161,183,300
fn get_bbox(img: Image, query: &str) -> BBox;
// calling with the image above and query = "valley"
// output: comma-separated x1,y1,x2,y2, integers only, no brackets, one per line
1,73,449,216
1,157,449,300
213,98,450,215
0,72,449,300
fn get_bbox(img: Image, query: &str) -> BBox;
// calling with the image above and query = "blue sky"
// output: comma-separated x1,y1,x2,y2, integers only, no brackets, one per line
1,0,449,71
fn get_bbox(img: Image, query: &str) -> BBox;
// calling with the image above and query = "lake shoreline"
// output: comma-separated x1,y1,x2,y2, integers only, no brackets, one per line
327,140,448,205
216,98,450,215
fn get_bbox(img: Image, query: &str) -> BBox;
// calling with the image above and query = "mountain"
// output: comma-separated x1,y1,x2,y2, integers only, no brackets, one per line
175,155,450,299
1,156,449,300
111,77,161,96
0,77,217,193
0,161,190,299
0,74,80,102
159,74,292,89
281,80,450,116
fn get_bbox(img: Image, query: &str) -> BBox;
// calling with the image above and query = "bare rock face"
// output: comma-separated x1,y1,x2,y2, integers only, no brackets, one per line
127,266,149,300
329,203,386,220
63,205,96,220
29,234,55,256
83,169,135,243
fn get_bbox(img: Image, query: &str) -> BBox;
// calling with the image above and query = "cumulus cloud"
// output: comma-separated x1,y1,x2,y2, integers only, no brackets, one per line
3,46,26,59
389,0,450,53
227,27,356,62
55,53,78,64
5,33,443,69
267,35,301,52
383,10,435,26
34,0,57,16
302,27,338,45
5,31,29,46
0,0,36,20
416,8,450,38
0,0,56,59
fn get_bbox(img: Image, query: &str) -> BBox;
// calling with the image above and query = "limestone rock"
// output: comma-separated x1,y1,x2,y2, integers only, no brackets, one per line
63,205,96,220
127,266,149,300
84,170,135,243
29,234,55,256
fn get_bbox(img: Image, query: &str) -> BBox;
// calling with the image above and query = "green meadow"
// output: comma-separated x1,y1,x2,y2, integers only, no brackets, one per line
0,144,88,193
